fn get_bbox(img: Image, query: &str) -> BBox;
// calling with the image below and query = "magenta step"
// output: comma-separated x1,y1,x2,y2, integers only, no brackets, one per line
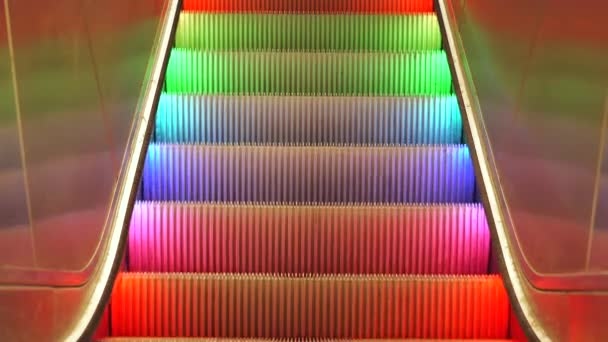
128,202,490,274
101,339,514,342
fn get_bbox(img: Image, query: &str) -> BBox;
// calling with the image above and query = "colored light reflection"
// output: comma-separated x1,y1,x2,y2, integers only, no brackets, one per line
109,2,511,340
111,273,509,338
165,49,453,95
176,13,442,51
141,144,475,203
183,0,434,13
155,94,462,145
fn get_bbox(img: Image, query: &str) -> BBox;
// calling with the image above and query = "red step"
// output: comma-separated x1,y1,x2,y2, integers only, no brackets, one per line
110,273,509,339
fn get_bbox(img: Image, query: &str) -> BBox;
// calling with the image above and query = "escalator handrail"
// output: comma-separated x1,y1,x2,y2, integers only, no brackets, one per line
64,0,182,340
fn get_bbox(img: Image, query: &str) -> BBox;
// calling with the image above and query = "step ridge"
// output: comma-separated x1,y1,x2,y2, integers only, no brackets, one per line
134,201,483,208
176,13,441,52
141,144,475,203
101,339,513,342
110,273,509,339
155,94,462,145
183,0,434,13
165,49,452,95
116,272,502,280
148,142,466,147
128,202,489,274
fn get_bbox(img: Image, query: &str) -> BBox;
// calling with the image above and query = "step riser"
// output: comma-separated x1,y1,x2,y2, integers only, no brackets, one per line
182,0,434,13
155,95,462,145
176,14,441,51
110,274,509,339
165,50,452,95
142,145,475,203
128,203,490,274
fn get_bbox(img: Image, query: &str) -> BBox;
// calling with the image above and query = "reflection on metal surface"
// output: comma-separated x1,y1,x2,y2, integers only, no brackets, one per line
454,0,608,278
442,0,608,285
65,0,179,339
587,93,608,270
590,117,608,271
8,0,159,272
435,0,549,340
440,0,608,339
3,0,36,260
0,0,176,340
0,0,33,268
0,0,164,280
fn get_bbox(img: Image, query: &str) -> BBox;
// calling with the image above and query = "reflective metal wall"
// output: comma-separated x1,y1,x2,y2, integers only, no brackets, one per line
0,0,164,278
0,3,32,269
442,1,608,339
450,0,608,281
590,97,608,269
0,0,172,340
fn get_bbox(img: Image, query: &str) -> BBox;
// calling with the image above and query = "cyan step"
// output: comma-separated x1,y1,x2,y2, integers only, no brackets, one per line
155,94,462,145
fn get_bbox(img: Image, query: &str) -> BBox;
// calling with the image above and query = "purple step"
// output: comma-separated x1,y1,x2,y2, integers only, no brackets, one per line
141,144,475,203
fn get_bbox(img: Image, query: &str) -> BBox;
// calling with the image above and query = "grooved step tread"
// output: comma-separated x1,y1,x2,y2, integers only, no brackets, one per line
155,95,462,145
129,202,490,274
176,13,441,51
104,2,511,341
183,0,434,13
165,50,452,95
142,144,475,203
110,274,509,339
101,339,513,342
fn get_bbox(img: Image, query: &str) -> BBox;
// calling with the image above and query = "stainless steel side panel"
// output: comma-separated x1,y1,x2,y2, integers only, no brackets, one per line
438,0,608,340
0,0,179,340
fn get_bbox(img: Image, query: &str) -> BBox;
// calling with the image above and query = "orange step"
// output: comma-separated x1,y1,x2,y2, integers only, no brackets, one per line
110,273,509,339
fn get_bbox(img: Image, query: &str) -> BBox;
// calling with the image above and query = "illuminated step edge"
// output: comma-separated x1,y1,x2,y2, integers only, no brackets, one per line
128,202,490,274
183,0,434,13
176,13,441,51
110,273,509,339
141,144,475,203
155,94,462,145
165,50,452,95
101,339,515,342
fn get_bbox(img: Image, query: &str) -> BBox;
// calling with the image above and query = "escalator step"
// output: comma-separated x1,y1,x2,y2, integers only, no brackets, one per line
165,50,452,95
183,0,434,13
128,202,490,274
110,273,509,339
102,339,514,341
141,144,475,203
176,13,441,51
155,94,462,145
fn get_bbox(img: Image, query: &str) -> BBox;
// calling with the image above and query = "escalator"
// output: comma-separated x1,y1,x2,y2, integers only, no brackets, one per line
100,0,514,340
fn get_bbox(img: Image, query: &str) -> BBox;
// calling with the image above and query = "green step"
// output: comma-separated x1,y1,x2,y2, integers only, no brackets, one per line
176,13,442,51
165,49,452,95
